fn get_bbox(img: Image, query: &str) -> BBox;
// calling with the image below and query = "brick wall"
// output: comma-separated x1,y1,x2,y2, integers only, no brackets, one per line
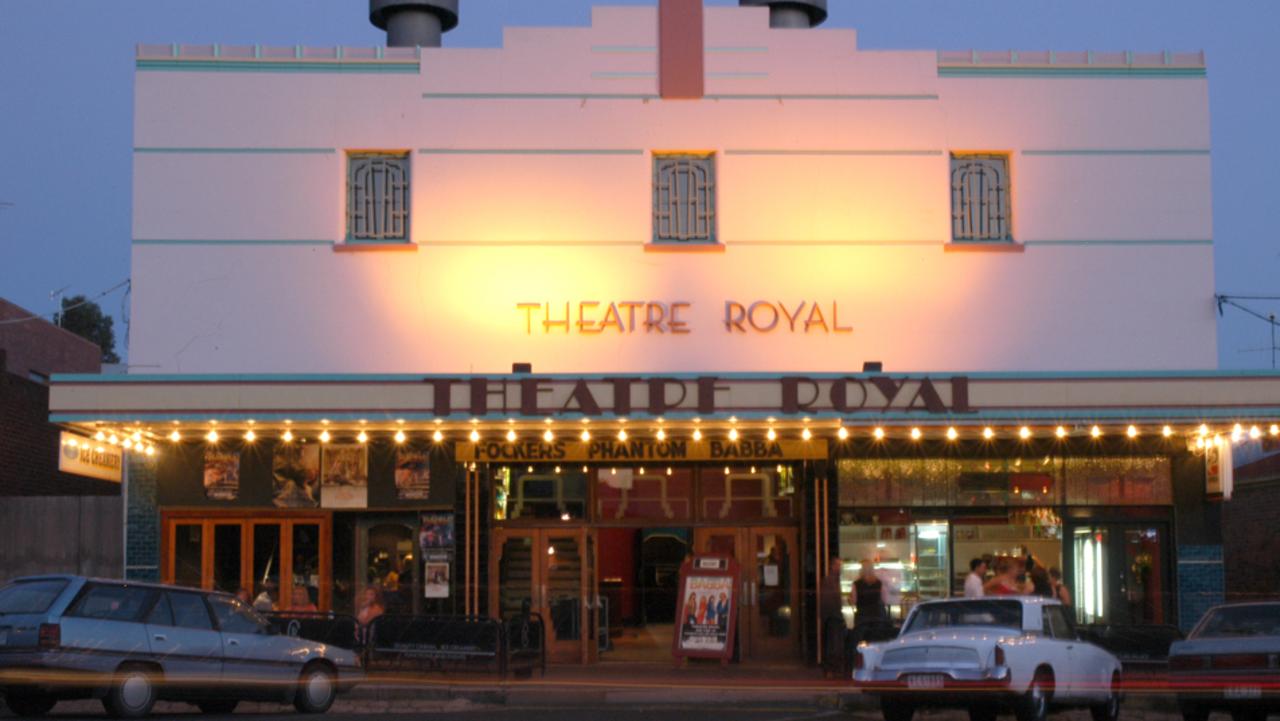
1221,482,1280,603
1177,544,1225,631
0,298,101,378
125,455,160,582
0,372,119,496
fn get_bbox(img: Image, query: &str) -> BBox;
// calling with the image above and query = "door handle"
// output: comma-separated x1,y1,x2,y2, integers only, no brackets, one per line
152,634,167,642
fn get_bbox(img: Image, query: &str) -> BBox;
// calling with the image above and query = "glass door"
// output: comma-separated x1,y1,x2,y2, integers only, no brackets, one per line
693,527,801,662
1071,523,1170,626
490,528,595,664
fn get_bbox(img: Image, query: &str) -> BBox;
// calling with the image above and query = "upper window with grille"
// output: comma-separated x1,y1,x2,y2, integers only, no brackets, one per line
950,153,1012,242
653,153,717,244
347,152,410,242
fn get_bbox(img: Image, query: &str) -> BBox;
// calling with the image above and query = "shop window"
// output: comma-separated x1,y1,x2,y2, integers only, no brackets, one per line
492,467,587,521
1063,456,1172,505
653,153,716,244
347,152,410,242
951,153,1011,242
700,466,794,521
595,467,693,522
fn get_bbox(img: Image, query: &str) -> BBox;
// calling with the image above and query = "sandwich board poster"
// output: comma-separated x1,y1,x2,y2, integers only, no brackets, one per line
672,555,740,665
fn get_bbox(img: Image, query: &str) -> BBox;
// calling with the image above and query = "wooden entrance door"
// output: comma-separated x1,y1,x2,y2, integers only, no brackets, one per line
490,527,596,664
693,526,800,662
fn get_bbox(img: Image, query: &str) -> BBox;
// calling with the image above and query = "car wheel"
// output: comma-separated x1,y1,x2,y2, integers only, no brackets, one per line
881,697,915,721
1015,669,1053,721
1091,672,1122,721
196,700,240,715
5,692,58,717
1180,702,1210,721
293,663,337,714
103,665,158,719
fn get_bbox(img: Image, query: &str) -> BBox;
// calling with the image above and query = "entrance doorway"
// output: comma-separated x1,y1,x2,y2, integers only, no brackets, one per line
1070,522,1171,626
694,527,800,662
490,527,597,664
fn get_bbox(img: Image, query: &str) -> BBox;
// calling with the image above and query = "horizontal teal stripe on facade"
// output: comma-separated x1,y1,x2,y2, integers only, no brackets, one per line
591,71,657,79
135,147,336,155
137,60,418,74
725,149,943,157
423,92,659,100
51,369,1280,383
707,94,939,101
1022,239,1212,246
938,66,1205,78
417,148,644,156
48,408,1280,424
1022,149,1211,156
133,239,333,246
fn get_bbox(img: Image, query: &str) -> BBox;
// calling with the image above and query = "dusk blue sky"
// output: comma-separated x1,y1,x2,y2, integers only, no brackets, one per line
2,1,1278,369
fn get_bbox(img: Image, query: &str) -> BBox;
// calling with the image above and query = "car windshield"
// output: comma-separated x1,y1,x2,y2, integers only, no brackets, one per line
0,579,69,615
904,600,1024,634
1194,606,1280,638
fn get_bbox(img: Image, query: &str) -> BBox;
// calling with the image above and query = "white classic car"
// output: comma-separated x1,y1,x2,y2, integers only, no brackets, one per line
852,597,1123,721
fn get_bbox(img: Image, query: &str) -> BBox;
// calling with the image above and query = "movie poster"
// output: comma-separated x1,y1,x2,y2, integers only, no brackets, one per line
678,575,734,652
203,448,240,501
272,443,321,508
424,560,450,599
321,444,368,508
418,513,455,551
395,448,431,501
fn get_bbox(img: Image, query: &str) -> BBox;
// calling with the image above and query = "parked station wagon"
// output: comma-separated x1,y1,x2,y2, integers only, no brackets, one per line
1169,602,1280,721
0,575,361,718
852,597,1123,721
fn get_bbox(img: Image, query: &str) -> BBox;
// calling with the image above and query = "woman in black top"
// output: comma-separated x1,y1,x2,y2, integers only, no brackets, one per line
852,559,887,627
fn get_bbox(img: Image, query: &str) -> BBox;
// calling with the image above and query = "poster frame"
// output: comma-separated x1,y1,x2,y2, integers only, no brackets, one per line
671,554,741,666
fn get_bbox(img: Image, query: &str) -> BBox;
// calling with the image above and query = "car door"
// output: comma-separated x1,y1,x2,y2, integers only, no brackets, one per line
59,583,156,671
1050,605,1111,702
207,594,301,687
144,591,224,689
1039,605,1078,701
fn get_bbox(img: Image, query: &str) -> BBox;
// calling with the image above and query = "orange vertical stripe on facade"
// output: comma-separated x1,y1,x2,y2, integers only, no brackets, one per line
659,0,705,99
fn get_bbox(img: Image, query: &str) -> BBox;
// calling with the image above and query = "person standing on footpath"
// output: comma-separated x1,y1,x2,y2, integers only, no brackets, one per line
820,557,847,679
964,558,987,598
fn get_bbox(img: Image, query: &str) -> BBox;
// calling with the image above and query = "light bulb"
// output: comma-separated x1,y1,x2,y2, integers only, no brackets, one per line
1126,425,1138,439
394,430,406,444
873,427,885,441
727,428,738,442
1162,425,1173,438
506,429,517,443
836,427,849,441
469,429,480,443
946,427,958,441
766,428,777,441
1018,427,1031,440
618,429,629,441
357,430,369,444
433,429,444,443
982,427,994,440
1055,426,1068,439
656,428,667,441
168,430,181,442
319,430,331,443
580,429,591,442
1198,424,1210,438
692,428,703,441
801,428,813,441
1090,425,1102,439
108,434,119,445
282,429,294,443
145,445,156,457
206,430,219,443
543,429,554,443
1271,424,1280,437
122,439,133,450
1250,425,1262,440
244,430,257,443
94,431,106,442
910,427,922,441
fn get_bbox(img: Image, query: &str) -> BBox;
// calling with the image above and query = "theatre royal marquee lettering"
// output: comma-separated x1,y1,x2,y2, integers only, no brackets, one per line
422,376,975,418
516,301,854,335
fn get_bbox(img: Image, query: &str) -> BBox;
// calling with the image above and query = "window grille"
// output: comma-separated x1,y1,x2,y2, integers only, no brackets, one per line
653,154,716,244
950,154,1011,242
347,152,410,241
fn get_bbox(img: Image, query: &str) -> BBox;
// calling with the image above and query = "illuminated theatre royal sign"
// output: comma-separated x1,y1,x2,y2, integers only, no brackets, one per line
427,375,974,418
516,300,855,335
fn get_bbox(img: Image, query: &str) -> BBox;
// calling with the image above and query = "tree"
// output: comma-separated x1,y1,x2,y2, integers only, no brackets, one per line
58,295,120,364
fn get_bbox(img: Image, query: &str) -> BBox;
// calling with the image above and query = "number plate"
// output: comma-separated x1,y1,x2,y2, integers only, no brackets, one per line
906,674,947,690
1224,687,1262,700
